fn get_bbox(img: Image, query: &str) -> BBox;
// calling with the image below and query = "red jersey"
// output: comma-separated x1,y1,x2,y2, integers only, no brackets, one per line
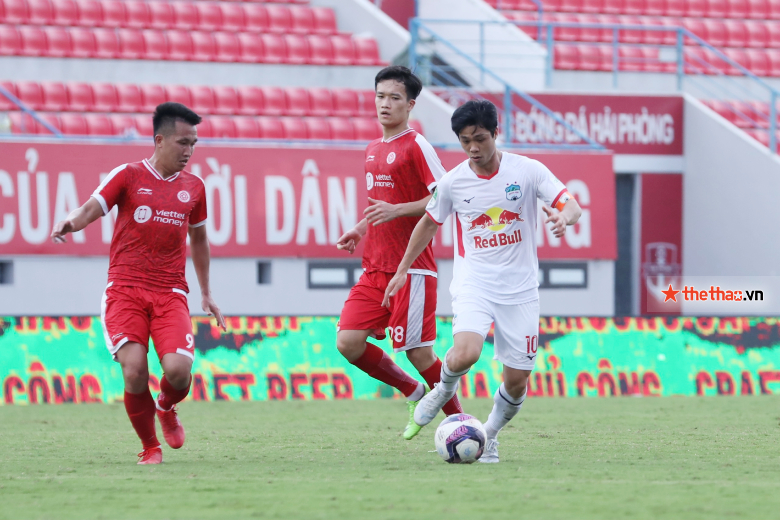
92,159,207,293
362,128,446,275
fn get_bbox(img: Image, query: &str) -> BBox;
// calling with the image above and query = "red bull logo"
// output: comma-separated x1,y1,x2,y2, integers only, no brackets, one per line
468,213,494,230
474,230,522,249
498,209,524,224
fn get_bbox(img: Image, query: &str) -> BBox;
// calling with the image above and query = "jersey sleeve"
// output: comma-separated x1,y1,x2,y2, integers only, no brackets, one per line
425,175,454,226
534,160,571,211
413,133,447,193
91,164,128,215
189,178,208,228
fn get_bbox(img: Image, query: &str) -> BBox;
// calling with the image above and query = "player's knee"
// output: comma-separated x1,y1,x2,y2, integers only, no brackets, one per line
504,374,530,399
122,364,149,387
405,347,435,367
336,334,365,361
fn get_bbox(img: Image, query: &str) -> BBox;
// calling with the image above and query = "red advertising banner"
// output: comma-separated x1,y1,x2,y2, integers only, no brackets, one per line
0,141,616,259
434,90,684,155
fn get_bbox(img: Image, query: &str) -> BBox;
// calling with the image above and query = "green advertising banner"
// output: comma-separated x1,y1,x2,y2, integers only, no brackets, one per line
2,316,780,405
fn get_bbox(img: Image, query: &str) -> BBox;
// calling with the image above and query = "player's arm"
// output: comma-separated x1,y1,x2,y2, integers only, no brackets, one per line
381,214,439,307
364,194,432,226
50,197,104,243
188,225,226,330
543,197,582,238
336,218,368,254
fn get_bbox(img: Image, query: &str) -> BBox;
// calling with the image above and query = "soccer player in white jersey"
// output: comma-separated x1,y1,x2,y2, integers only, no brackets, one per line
383,100,582,463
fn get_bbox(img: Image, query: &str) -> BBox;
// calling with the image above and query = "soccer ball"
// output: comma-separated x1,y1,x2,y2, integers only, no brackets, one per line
434,413,487,464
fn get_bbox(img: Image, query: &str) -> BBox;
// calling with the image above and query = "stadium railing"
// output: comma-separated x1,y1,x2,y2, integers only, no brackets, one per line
410,16,780,153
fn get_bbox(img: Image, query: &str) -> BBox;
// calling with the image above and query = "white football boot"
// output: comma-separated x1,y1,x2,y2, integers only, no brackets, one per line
413,383,457,427
479,438,499,463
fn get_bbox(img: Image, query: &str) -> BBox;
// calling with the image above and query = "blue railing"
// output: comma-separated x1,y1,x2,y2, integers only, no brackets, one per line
412,17,780,154
0,84,62,137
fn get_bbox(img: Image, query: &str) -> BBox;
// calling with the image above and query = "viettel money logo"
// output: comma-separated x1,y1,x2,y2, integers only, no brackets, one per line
467,206,524,231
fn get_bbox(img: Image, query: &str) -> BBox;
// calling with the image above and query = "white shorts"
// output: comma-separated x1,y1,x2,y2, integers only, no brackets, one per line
451,295,540,370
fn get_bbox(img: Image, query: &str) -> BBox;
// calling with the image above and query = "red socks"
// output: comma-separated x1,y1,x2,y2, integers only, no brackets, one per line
157,375,191,411
352,342,421,398
124,389,159,450
419,358,464,416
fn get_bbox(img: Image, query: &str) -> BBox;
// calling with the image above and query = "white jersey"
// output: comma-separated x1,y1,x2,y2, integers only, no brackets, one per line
425,152,567,304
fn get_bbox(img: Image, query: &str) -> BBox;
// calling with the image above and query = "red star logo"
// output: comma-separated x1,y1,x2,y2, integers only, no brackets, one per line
661,284,680,302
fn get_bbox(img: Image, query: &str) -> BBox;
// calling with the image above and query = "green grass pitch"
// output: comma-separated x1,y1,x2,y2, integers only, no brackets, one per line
1,397,779,520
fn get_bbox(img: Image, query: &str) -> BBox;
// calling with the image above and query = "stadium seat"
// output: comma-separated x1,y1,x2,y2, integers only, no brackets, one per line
115,83,142,112
330,34,355,65
644,0,664,15
17,81,44,110
125,1,149,29
602,0,625,14
707,0,727,18
233,116,259,138
356,90,375,117
148,1,173,30
618,46,643,70
40,81,68,111
140,83,165,112
684,0,706,16
597,14,620,43
307,34,333,64
84,113,113,135
640,47,664,71
60,113,87,135
36,113,62,134
237,85,264,114
141,29,167,60
195,2,222,31
308,87,333,117
165,85,191,107
19,26,46,57
328,117,354,140
209,116,236,138
284,33,310,64
725,48,750,75
746,20,769,48
617,16,643,43
69,27,96,58
665,0,684,16
289,6,315,34
196,118,212,137
748,0,769,19
44,26,71,57
28,0,54,24
702,19,726,47
554,43,579,69
353,117,381,140
281,117,307,139
0,26,22,56
172,2,198,30
214,32,240,62
597,44,614,70
92,82,117,111
267,4,292,33
66,82,94,111
560,0,585,13
117,28,143,59
766,20,780,47
191,31,215,61
0,81,17,111
102,0,126,28
729,0,749,18
257,116,284,139
579,45,602,70
190,85,215,114
260,86,286,115
260,33,286,63
305,117,331,140
133,114,153,136
167,31,193,61
93,27,119,58
724,20,747,49
75,0,102,26
554,14,580,42
220,3,245,32
284,87,311,116
213,86,239,114
768,49,780,75
623,0,645,15
409,119,424,135
331,88,358,117
582,0,606,13
578,14,601,43
237,32,263,62
244,4,269,32
3,0,29,24
51,0,78,25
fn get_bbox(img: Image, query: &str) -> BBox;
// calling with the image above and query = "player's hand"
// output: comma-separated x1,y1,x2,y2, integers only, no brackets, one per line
382,271,407,308
336,228,362,254
364,198,399,226
202,295,226,331
51,219,75,243
543,206,567,238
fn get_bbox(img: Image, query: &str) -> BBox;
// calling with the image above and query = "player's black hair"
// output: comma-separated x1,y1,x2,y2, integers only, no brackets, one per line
152,102,202,137
451,99,499,138
374,66,423,101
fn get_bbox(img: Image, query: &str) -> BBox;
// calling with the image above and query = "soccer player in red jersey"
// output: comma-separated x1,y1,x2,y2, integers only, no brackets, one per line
51,103,225,464
336,66,462,439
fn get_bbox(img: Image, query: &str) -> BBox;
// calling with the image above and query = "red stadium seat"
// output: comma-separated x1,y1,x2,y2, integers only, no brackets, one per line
748,0,769,18
354,38,381,65
409,119,424,135
284,34,310,64
196,118,212,137
28,0,54,24
290,6,314,34
280,117,307,139
602,0,625,14
93,28,119,58
85,114,113,135
665,0,684,16
233,116,259,138
308,87,333,116
260,34,286,63
213,86,238,114
51,0,78,25
19,26,46,57
644,0,664,15
257,116,283,139
582,0,605,14
356,89,375,117
641,17,664,45
260,86,285,115
725,49,750,75
140,84,165,112
766,21,780,47
60,113,87,135
311,7,337,34
125,1,150,29
195,2,222,31
597,15,619,42
92,82,117,111
191,31,215,61
69,27,96,58
167,31,193,61
329,117,354,140
102,0,126,28
35,113,62,135
0,81,17,111
707,0,727,18
597,44,614,71
353,117,381,140
683,18,705,43
330,35,355,65
66,82,94,111
17,81,44,110
578,15,601,43
148,1,173,30
702,19,726,47
44,26,71,57
110,114,136,135
724,20,747,49
0,26,20,56
307,34,333,64
684,46,707,73
141,29,167,60
117,28,144,59
745,20,768,48
244,4,269,32
172,2,198,30
684,0,706,16
237,86,264,114
266,4,292,33
560,0,584,13
640,47,663,72
209,116,236,138
214,32,240,62
552,14,579,42
617,16,643,43
768,49,780,75
75,0,102,26
554,44,579,69
220,3,245,31
3,0,29,23
746,48,769,75
305,117,330,140
115,83,142,112
40,81,68,110
190,85,215,114
284,87,310,116
729,0,749,18
133,114,153,136
618,46,643,71
8,112,31,133
579,45,601,70
237,32,263,62
623,0,645,14
164,85,191,107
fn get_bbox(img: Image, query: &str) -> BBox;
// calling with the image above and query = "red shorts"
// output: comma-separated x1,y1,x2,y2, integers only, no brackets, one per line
339,271,437,352
100,282,195,362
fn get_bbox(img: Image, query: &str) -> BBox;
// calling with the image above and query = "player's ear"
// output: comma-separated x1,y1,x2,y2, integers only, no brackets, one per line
408,98,416,111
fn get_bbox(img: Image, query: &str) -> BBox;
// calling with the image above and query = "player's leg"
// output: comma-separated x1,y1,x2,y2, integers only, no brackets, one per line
479,299,539,464
149,290,196,450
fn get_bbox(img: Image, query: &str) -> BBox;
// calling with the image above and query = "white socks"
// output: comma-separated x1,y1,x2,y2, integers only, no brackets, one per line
439,357,468,394
407,382,425,402
484,383,526,439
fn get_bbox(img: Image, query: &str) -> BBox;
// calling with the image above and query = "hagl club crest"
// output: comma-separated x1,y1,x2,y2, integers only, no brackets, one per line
505,183,522,201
